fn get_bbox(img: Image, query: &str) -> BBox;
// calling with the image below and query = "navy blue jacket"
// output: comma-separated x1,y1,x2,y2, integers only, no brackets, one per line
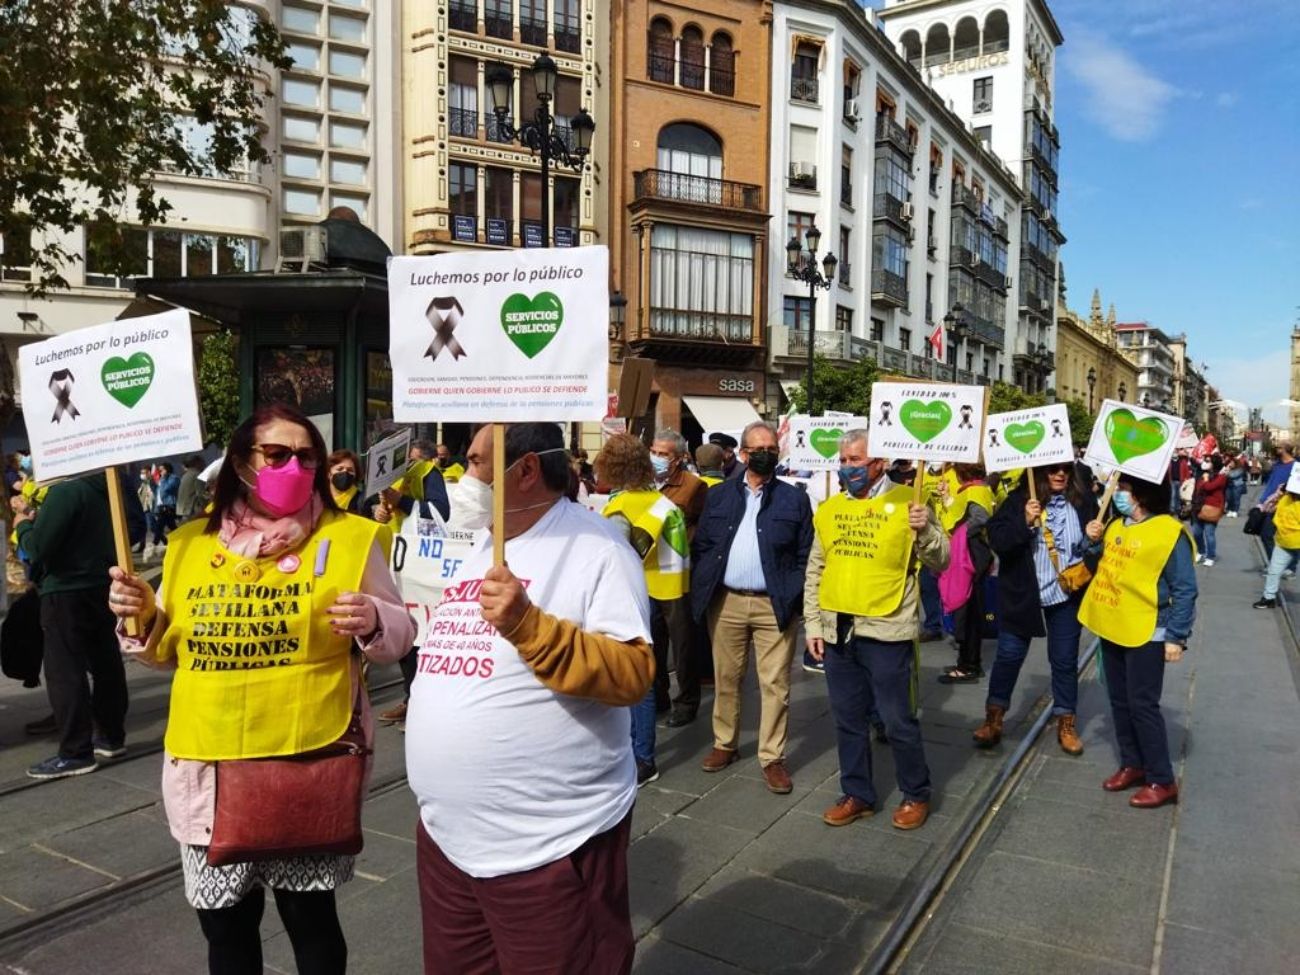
690,475,814,630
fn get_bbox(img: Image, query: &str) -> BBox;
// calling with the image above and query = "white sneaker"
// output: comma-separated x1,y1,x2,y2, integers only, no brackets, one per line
1194,554,1205,564
1204,559,1215,567
142,545,155,561
1285,570,1296,579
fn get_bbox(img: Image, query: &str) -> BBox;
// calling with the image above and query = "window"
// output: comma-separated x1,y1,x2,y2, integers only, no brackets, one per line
284,115,320,143
790,125,817,187
841,145,853,206
554,0,580,53
286,41,320,72
520,0,546,45
329,121,367,148
328,13,366,42
783,296,813,333
657,123,722,179
329,50,366,78
710,32,735,96
973,76,993,113
839,226,851,261
844,61,861,103
329,84,366,114
281,5,319,34
284,187,322,215
185,234,215,276
870,317,884,342
873,225,909,276
974,125,992,148
873,151,909,204
680,27,705,91
554,176,580,230
330,158,367,185
449,57,478,137
648,18,674,83
926,209,936,251
330,193,368,222
521,172,544,228
835,305,853,333
449,163,477,216
650,225,755,341
792,43,820,102
485,166,513,223
0,228,33,282
282,151,321,179
899,328,912,351
86,226,257,286
786,211,816,253
485,0,512,39
282,78,320,108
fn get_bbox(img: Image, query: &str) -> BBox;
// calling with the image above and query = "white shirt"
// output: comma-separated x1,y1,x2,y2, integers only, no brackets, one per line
405,499,651,878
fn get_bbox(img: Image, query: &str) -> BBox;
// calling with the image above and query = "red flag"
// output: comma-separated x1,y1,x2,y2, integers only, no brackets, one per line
928,319,944,359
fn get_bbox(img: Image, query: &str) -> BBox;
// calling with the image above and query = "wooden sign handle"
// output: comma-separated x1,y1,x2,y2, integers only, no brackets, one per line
913,459,925,506
492,423,506,567
1027,471,1039,525
105,467,141,638
1096,469,1122,515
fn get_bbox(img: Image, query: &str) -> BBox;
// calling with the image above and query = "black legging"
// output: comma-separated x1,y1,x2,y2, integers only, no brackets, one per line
196,887,347,975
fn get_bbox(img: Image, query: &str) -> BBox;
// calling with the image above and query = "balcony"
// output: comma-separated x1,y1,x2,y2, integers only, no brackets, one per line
519,17,547,46
871,268,908,308
783,328,873,364
950,245,978,270
788,163,817,191
1025,241,1056,272
555,26,580,53
485,113,512,143
485,14,512,39
448,107,478,139
952,183,981,212
993,216,1010,241
790,76,819,103
449,1,476,32
975,259,1006,290
633,169,764,211
838,262,852,288
873,192,910,228
645,308,755,348
875,115,912,156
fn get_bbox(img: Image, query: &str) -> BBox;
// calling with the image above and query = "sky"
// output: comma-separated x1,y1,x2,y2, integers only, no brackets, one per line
1048,0,1300,425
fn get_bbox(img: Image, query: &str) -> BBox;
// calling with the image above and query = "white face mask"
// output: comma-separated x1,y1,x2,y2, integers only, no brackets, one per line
448,474,493,530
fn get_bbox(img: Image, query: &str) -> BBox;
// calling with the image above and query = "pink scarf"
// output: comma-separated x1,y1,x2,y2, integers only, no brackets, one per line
219,497,323,559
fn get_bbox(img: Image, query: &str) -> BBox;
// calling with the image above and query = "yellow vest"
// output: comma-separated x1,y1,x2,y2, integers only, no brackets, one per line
1078,514,1189,648
994,469,1024,506
331,485,359,511
699,474,724,487
159,510,384,761
602,489,689,600
813,485,916,617
437,461,465,484
1275,495,1300,549
940,483,995,533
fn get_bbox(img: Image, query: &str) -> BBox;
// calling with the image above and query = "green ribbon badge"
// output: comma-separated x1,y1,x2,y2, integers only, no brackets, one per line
500,292,564,359
101,352,155,408
900,400,953,444
1004,421,1046,455
1105,408,1169,463
809,428,844,459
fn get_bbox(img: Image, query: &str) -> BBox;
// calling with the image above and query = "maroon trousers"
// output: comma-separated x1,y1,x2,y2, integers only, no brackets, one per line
416,811,635,975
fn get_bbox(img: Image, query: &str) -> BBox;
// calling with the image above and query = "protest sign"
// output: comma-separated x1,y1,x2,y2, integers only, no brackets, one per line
18,308,202,482
866,381,986,465
1286,463,1300,496
786,415,868,472
388,248,609,424
982,403,1074,473
1084,399,1182,484
390,501,480,648
364,428,411,496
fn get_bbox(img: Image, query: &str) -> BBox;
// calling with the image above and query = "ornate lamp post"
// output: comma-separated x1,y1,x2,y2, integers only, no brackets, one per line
943,303,970,383
785,225,837,415
487,53,595,245
1087,366,1097,412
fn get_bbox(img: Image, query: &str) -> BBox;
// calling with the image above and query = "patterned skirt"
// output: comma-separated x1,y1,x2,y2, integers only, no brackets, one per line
180,844,355,910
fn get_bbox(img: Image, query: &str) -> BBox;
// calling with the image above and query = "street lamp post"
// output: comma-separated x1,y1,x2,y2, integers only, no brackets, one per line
786,226,837,415
487,54,595,246
1087,366,1097,412
942,303,969,384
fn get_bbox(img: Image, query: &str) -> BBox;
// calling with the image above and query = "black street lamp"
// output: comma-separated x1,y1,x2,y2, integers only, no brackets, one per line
786,226,837,415
487,53,595,246
943,303,970,383
1087,366,1097,412
608,290,627,341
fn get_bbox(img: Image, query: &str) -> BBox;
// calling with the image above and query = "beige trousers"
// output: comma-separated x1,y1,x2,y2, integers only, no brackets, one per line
707,590,798,765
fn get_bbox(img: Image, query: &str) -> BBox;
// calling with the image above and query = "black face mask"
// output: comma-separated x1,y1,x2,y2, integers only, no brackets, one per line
331,471,357,492
745,449,778,477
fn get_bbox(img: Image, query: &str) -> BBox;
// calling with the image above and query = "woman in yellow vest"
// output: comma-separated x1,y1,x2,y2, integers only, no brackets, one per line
935,463,996,684
1080,474,1197,809
106,403,415,973
1254,480,1300,608
327,448,363,512
594,433,689,788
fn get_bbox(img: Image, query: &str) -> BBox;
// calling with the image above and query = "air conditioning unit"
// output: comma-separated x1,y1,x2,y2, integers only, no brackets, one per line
1039,297,1052,311
278,226,328,273
845,98,861,121
901,202,914,221
792,161,815,178
1004,275,1014,289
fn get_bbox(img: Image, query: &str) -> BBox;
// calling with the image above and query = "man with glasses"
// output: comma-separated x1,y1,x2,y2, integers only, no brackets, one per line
690,421,813,794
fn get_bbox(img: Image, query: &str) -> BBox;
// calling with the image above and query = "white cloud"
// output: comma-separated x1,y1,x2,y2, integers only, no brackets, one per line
1215,91,1239,108
1063,28,1179,141
1211,348,1295,426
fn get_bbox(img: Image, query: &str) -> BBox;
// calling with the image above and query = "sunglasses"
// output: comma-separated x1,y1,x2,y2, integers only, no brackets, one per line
1044,464,1073,475
252,444,321,470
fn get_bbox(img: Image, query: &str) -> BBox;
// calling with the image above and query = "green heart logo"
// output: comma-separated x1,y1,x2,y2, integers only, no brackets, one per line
1105,409,1169,463
809,428,844,459
100,352,155,408
1004,421,1046,455
500,292,564,359
900,400,953,444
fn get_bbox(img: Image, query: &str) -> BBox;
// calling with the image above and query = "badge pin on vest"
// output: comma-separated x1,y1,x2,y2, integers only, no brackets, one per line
210,552,226,568
277,554,302,574
233,560,262,583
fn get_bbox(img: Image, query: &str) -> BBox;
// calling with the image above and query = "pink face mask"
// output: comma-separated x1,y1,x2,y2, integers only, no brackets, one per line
253,457,317,517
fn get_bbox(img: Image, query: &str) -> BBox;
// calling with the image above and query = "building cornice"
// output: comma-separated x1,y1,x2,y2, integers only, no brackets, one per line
876,0,1065,46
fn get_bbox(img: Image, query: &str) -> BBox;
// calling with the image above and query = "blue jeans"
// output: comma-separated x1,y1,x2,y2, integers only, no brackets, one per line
1226,481,1243,514
919,568,942,632
1192,519,1216,560
1101,640,1173,784
824,634,931,804
1263,543,1300,599
986,596,1082,715
630,688,656,763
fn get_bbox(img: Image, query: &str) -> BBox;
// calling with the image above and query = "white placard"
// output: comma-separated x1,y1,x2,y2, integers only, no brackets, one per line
866,382,986,464
19,309,203,482
388,247,609,423
786,415,868,471
1285,464,1300,496
1083,399,1182,483
390,502,479,649
364,428,411,495
982,404,1074,473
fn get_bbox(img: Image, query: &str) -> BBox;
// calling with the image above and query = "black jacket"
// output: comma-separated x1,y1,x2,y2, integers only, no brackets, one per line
986,487,1098,639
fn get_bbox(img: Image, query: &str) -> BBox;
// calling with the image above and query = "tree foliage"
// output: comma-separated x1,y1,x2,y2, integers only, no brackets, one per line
197,328,240,448
787,355,880,418
987,381,1047,415
1065,398,1095,446
0,1,289,294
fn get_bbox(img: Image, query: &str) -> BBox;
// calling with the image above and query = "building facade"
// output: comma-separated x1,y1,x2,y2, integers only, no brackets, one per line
1054,290,1138,413
1289,326,1300,442
1114,321,1178,413
606,0,773,441
878,0,1064,395
766,0,1023,408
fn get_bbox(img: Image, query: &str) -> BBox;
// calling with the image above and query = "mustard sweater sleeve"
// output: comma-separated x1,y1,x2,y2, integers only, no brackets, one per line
502,604,654,707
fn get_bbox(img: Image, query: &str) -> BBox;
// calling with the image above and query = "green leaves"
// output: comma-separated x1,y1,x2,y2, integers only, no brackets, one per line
787,354,880,417
197,328,240,448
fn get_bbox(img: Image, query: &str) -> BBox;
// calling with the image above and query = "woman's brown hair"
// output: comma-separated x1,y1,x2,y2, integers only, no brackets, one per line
593,433,654,493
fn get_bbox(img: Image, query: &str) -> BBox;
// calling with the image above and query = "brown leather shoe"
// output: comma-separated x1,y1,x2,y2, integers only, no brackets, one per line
1102,767,1146,792
761,760,793,794
892,799,930,830
378,701,408,725
823,795,874,827
1057,714,1084,756
700,747,739,773
1130,781,1179,808
972,704,1005,748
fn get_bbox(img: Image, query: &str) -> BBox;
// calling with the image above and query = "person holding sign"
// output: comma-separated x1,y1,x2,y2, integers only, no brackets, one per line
803,430,950,830
327,449,363,513
1080,475,1197,808
934,464,996,684
106,404,416,975
373,439,450,528
974,463,1098,755
1254,471,1300,609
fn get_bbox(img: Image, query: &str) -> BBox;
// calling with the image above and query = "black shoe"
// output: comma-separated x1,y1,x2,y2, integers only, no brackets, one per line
1253,597,1277,609
665,708,697,728
919,629,944,643
937,666,983,684
636,760,660,788
24,713,57,736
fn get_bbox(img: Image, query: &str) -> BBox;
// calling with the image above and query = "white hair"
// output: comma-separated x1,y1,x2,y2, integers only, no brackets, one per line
652,428,688,456
741,420,778,448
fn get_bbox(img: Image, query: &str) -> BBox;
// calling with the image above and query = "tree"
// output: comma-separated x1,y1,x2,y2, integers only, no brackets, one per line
197,329,240,448
1065,398,1095,446
0,2,289,295
786,355,880,418
987,381,1047,415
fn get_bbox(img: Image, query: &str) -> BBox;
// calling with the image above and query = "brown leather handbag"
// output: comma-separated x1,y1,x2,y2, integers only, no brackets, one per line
1043,524,1093,594
207,693,370,867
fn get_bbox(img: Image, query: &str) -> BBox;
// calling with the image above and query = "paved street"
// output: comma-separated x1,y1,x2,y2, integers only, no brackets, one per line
0,526,1296,973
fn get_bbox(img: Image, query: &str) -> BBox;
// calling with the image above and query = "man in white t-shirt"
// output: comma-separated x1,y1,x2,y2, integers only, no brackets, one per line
405,422,654,974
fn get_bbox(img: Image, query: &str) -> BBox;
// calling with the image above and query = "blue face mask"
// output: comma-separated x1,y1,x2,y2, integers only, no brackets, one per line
838,465,872,496
1113,490,1135,517
18,455,31,474
650,455,670,478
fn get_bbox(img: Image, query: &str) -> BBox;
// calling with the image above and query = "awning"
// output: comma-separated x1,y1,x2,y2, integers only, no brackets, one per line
681,395,761,435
